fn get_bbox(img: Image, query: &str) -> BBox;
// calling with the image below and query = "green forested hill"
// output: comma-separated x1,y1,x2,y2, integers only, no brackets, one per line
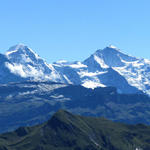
0,110,150,150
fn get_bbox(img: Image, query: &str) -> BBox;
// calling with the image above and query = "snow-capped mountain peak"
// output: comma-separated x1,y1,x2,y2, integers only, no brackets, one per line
1,44,150,95
5,44,41,63
92,46,138,67
6,44,30,55
3,44,62,82
108,44,118,49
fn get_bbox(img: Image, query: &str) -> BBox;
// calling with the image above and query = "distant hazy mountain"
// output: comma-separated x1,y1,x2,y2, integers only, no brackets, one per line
1,44,150,95
0,81,150,133
0,110,150,150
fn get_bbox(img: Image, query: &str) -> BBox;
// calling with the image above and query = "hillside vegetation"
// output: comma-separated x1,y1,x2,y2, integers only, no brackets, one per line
0,110,150,150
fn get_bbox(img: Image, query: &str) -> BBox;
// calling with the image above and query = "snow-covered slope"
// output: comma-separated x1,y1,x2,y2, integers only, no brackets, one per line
5,44,62,82
52,45,150,94
85,45,150,95
52,46,140,94
1,44,150,95
0,53,26,83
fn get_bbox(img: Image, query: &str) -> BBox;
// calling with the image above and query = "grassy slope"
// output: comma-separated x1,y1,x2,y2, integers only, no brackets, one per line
0,110,150,150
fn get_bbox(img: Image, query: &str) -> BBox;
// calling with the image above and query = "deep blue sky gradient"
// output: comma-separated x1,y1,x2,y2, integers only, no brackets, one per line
0,0,150,63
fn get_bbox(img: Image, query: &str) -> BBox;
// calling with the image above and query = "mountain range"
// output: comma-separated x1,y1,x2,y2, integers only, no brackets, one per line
1,44,150,95
0,81,150,133
0,110,149,150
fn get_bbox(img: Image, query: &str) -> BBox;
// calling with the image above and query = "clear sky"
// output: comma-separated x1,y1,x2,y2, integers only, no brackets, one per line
0,0,150,63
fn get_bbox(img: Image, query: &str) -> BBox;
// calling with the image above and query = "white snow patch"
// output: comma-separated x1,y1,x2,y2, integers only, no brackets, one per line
82,80,106,89
27,65,44,78
6,50,18,56
28,47,40,59
49,70,62,81
5,62,27,78
69,62,87,68
135,148,143,150
108,45,117,49
78,71,107,78
63,75,72,84
50,95,64,99
143,58,150,64
5,62,46,79
48,64,56,71
132,61,144,68
94,55,109,68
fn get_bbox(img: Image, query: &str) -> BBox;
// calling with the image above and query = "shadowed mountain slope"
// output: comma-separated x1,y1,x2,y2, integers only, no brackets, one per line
0,81,150,133
0,110,150,150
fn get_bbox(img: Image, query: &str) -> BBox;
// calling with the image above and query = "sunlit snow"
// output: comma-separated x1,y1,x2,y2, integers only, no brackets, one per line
94,55,109,68
3,44,150,95
82,80,106,89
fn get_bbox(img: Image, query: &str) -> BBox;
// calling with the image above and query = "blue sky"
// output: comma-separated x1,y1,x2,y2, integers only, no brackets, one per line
0,0,150,63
